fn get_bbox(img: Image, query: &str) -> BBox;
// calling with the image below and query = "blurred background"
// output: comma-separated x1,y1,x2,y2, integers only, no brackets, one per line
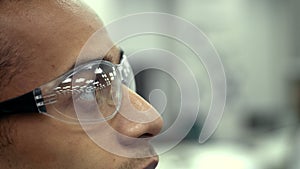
83,0,300,168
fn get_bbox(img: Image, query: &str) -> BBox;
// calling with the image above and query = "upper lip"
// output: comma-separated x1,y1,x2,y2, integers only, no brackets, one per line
142,157,159,169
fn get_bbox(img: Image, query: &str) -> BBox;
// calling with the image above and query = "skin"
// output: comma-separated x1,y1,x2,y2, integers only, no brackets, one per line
0,1,163,169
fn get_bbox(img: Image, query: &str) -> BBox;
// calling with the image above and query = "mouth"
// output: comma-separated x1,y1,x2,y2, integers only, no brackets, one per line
142,157,159,169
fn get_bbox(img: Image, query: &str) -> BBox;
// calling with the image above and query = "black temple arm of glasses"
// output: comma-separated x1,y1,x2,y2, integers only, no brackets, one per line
0,88,46,116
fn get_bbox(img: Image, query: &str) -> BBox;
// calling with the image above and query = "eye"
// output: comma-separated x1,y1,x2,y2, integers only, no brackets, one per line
79,85,96,102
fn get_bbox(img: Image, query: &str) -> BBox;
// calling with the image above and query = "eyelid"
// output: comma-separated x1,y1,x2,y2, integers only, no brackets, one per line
101,48,124,65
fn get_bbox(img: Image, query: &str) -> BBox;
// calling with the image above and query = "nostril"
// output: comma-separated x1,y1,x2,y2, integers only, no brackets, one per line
117,133,154,146
139,133,153,138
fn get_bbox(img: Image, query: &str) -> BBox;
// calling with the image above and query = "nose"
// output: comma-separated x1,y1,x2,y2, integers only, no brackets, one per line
110,86,163,139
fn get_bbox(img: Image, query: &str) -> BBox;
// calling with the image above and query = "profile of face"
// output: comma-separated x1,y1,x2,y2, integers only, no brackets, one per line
0,1,163,169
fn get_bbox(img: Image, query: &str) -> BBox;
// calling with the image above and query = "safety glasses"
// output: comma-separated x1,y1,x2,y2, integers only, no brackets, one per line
0,52,136,123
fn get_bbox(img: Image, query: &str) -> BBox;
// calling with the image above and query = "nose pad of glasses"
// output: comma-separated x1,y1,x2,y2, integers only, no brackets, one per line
118,65,136,91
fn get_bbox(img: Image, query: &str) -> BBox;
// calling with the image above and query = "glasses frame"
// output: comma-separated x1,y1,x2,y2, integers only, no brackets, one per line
0,51,134,121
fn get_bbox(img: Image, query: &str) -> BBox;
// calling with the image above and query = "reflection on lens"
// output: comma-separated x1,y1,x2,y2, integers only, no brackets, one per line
40,56,132,123
47,61,121,122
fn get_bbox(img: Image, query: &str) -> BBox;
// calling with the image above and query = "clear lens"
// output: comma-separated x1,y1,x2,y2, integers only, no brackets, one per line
40,61,121,123
73,62,121,122
39,56,134,123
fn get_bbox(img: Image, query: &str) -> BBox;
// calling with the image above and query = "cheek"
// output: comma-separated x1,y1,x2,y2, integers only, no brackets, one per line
10,114,124,169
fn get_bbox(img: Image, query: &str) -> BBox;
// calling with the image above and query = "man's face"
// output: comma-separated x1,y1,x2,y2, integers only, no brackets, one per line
0,1,163,169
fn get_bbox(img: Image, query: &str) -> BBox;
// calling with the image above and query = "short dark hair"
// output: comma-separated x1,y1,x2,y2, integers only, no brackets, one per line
0,1,26,152
0,34,19,90
0,0,30,92
0,32,27,94
0,118,15,151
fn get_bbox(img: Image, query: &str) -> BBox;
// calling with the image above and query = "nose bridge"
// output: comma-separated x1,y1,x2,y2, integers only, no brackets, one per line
113,86,163,138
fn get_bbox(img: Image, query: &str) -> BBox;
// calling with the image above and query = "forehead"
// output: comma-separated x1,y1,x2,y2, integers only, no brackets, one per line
2,0,120,97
